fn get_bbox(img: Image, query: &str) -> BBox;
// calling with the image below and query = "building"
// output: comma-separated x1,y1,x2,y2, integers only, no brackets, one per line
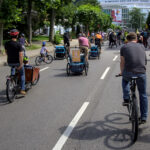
99,0,150,28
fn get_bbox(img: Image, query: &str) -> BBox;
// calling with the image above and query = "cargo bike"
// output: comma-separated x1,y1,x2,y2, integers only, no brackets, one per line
6,66,40,103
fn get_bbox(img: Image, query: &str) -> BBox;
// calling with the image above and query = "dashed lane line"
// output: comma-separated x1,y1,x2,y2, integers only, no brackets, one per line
113,55,118,61
40,67,49,72
52,102,89,150
100,67,110,80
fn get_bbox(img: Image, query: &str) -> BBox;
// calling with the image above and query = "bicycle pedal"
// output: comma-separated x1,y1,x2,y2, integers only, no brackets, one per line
122,102,129,106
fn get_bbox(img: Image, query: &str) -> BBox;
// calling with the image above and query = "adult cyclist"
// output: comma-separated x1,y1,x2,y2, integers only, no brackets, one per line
63,31,70,54
120,32,148,124
78,33,91,64
5,29,26,95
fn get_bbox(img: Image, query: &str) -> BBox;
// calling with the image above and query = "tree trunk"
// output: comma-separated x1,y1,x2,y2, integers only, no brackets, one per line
49,8,56,42
27,0,32,45
0,22,3,54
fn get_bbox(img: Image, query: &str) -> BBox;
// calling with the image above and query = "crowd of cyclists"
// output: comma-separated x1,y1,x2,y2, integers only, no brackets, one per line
4,28,149,125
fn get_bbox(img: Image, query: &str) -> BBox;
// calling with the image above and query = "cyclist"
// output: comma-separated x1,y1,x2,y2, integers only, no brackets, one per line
18,33,29,56
95,32,102,52
40,41,49,61
78,33,91,63
120,32,148,124
63,31,70,54
137,32,143,44
5,29,26,95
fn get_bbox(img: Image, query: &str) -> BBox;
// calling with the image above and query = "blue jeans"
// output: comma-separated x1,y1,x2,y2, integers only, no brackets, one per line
9,64,25,91
122,71,148,120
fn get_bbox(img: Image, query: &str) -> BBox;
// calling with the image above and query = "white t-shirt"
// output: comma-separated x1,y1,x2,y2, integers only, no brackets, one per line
40,46,47,54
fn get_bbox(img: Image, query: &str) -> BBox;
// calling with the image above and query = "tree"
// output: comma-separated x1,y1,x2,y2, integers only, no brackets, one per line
55,3,77,31
129,8,145,30
75,0,100,7
0,0,21,53
47,0,72,42
146,12,150,30
76,4,101,34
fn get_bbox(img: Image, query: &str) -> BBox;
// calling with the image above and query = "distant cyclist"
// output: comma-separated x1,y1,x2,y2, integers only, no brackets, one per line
95,32,102,51
18,33,29,56
63,31,70,54
120,32,148,124
40,41,49,61
5,29,26,95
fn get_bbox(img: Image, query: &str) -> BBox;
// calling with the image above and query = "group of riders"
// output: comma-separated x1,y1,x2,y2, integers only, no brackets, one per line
108,29,150,49
4,28,149,125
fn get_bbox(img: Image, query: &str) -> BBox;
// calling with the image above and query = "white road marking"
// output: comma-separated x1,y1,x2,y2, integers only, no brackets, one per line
100,67,110,80
52,102,89,150
113,55,118,61
40,67,49,72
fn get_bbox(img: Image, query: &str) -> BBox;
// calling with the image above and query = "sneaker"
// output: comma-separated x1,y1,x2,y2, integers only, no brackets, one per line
122,99,129,106
20,90,26,96
139,118,147,124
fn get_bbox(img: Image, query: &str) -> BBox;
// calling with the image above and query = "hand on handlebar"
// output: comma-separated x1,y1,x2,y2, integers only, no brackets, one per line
115,73,122,77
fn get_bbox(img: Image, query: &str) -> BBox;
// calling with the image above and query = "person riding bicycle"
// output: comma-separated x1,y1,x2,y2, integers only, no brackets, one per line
5,29,26,95
95,32,102,52
78,33,91,63
63,31,70,54
40,41,49,61
120,32,148,124
18,33,29,56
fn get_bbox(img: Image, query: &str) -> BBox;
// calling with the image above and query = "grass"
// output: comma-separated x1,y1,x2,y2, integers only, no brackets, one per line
26,44,41,50
32,35,49,41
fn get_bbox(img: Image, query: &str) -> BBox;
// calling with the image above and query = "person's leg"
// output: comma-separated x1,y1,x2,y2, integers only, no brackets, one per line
19,66,25,91
122,77,130,101
136,74,148,121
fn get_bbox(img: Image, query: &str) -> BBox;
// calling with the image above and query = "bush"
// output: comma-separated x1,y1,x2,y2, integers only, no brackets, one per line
54,31,62,45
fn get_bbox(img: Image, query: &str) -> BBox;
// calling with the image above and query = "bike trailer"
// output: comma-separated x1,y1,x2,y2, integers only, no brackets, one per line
25,67,40,83
89,45,99,57
55,46,66,58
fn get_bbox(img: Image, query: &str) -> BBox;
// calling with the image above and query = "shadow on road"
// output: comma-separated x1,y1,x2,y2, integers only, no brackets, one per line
59,112,149,149
0,90,9,105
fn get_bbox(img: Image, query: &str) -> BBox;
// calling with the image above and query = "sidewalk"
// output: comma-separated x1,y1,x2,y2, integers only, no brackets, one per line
0,39,79,66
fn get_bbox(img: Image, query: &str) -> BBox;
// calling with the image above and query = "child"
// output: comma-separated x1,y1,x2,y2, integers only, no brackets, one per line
40,41,49,61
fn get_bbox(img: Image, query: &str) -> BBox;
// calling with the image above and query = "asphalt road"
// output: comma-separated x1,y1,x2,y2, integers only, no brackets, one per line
0,43,150,150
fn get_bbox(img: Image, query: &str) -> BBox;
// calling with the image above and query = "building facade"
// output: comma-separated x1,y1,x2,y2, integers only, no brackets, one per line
100,0,150,28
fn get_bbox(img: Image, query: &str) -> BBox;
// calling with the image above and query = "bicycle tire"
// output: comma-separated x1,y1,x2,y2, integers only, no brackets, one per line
35,56,42,66
131,96,139,143
45,55,53,64
66,63,71,76
6,78,16,103
84,63,88,76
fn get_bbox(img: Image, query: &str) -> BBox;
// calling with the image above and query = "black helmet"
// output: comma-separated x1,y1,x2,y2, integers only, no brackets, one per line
9,29,19,37
21,33,25,37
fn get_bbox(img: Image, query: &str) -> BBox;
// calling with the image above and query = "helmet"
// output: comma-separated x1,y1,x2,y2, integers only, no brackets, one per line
21,33,25,37
9,29,19,37
23,56,29,64
42,41,46,46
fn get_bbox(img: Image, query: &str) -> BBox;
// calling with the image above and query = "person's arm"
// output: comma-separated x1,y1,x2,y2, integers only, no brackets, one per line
25,39,29,46
17,51,24,70
120,56,125,75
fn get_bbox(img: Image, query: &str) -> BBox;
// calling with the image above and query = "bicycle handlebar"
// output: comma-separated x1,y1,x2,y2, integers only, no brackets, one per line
115,74,122,77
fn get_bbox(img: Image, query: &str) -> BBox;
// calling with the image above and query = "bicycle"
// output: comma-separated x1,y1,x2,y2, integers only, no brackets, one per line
6,66,40,103
35,52,53,66
116,74,140,143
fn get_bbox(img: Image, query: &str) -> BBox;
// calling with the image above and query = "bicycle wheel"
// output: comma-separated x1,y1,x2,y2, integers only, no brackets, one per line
45,55,53,64
131,97,139,143
84,63,89,76
6,78,16,103
66,63,71,76
35,56,42,66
